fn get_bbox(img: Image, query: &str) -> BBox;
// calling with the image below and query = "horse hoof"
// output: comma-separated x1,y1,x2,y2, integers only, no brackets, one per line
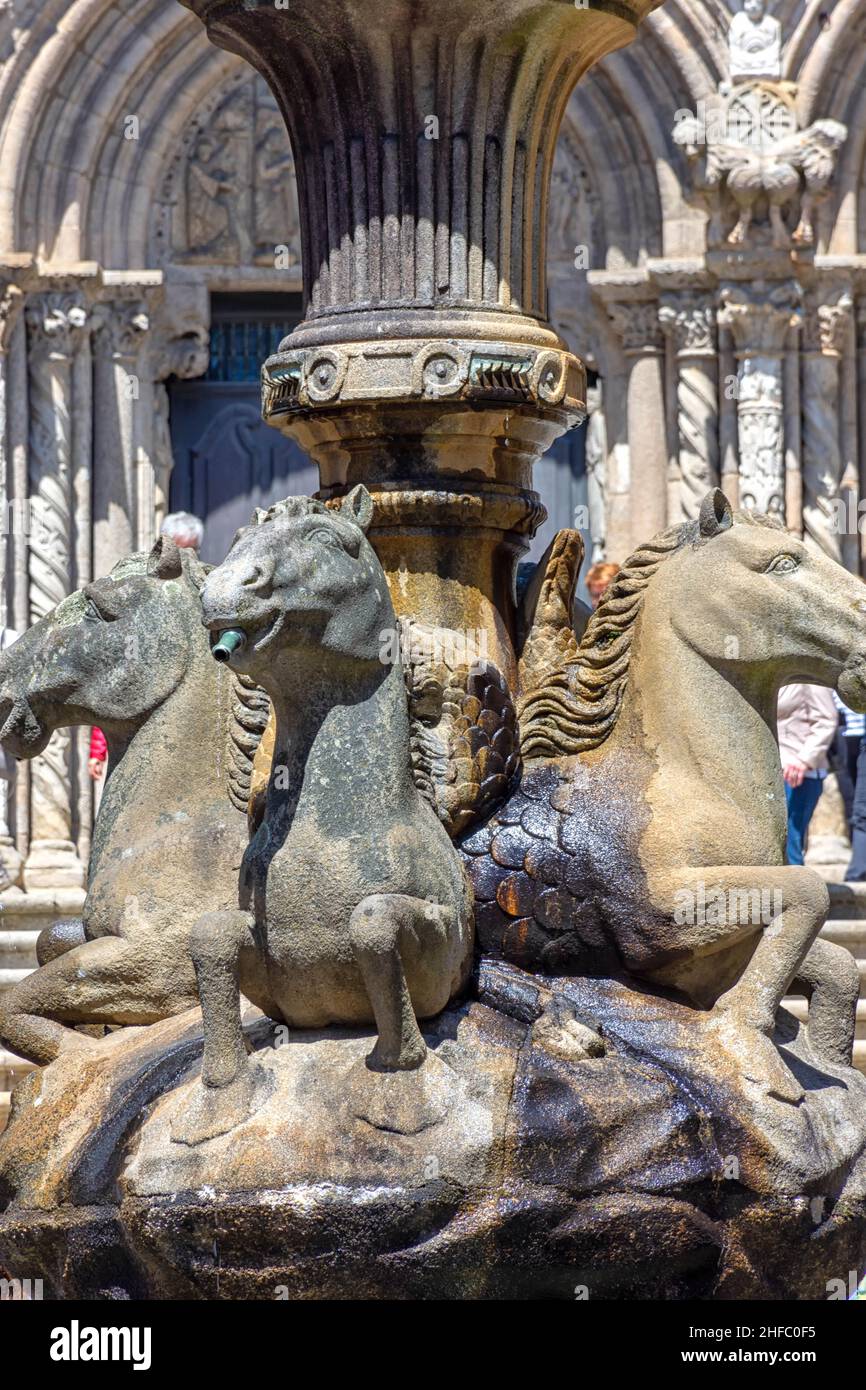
706,1011,805,1105
170,1063,273,1146
348,1049,458,1135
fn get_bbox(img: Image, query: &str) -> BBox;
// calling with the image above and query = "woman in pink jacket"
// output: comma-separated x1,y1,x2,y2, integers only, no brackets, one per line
777,683,839,865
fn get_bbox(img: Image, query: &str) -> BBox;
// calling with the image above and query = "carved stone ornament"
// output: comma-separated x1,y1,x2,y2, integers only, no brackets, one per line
161,75,302,269
673,82,847,250
728,0,782,81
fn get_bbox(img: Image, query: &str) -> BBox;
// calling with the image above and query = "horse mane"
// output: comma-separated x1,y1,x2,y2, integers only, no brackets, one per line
108,546,270,815
518,509,782,760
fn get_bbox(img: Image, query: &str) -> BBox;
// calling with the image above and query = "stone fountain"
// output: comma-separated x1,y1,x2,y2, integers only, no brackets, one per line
0,0,865,1301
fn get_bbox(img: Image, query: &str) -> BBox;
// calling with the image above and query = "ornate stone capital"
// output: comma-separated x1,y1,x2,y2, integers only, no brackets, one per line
93,300,151,361
659,295,717,357
25,293,90,362
802,293,853,357
0,282,25,351
717,281,801,356
606,300,664,355
0,256,36,351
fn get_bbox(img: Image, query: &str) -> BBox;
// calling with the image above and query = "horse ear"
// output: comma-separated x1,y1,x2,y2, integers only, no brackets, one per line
147,534,183,580
339,484,374,533
699,488,733,538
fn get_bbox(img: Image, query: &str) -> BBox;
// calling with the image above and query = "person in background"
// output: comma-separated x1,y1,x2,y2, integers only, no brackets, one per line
845,721,866,882
89,511,205,784
161,510,205,552
777,683,838,866
831,691,865,828
585,560,619,610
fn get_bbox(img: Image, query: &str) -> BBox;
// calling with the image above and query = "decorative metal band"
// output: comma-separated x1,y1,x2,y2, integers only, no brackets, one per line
262,339,585,421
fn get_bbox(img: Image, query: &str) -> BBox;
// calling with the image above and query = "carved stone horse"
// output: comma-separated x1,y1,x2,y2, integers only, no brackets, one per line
0,539,257,1064
465,491,866,1099
171,486,474,1145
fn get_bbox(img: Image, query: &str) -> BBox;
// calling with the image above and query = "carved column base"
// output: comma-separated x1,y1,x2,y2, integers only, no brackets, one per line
23,839,86,891
0,837,23,891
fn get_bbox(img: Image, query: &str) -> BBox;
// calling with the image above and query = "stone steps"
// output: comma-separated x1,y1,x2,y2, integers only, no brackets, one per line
0,886,85,1130
783,996,866,1038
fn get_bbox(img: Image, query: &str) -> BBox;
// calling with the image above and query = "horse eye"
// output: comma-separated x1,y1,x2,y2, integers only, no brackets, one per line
309,529,343,551
766,554,798,575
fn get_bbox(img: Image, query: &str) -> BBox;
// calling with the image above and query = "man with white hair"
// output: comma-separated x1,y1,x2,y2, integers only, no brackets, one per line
161,511,204,551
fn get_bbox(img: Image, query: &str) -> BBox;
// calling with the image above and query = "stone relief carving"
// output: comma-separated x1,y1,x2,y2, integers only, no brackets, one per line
674,83,847,250
728,0,782,81
23,294,90,888
159,76,301,269
718,281,800,518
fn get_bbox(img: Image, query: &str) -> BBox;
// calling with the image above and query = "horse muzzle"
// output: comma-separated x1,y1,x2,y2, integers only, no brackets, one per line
0,694,51,758
837,652,866,713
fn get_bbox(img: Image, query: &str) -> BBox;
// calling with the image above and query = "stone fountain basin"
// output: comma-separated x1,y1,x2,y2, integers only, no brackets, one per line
0,961,864,1299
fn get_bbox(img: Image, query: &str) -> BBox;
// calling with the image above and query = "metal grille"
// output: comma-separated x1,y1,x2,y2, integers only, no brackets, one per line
206,319,297,383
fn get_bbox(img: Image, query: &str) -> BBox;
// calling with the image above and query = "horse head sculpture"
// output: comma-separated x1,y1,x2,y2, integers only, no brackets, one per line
0,538,258,1065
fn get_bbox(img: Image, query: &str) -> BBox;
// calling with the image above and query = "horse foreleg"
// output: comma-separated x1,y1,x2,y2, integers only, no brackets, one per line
36,918,86,966
789,936,860,1067
643,865,828,1103
347,893,459,1134
348,893,430,1071
170,908,269,1146
0,935,196,1066
712,867,829,1033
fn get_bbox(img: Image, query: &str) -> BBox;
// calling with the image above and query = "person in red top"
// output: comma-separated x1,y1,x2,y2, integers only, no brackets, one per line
87,725,108,781
88,510,204,781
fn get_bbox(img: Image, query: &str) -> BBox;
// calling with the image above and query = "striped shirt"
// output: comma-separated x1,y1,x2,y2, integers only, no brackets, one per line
833,691,866,738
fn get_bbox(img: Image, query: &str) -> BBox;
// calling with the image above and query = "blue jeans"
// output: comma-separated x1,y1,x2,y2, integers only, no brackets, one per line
785,778,824,865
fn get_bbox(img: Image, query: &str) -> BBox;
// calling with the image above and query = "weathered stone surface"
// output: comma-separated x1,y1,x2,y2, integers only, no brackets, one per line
1,961,863,1300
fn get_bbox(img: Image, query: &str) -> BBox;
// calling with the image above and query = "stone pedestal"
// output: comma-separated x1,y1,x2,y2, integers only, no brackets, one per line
2,961,865,1299
182,0,661,679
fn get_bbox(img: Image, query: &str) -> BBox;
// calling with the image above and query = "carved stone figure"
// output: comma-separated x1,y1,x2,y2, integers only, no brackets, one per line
728,0,782,81
0,538,255,1062
718,280,800,517
674,87,847,249
170,488,474,1145
467,491,866,1097
178,77,300,268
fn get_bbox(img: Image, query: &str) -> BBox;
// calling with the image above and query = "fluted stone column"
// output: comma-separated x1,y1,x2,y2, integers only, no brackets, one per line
605,300,668,549
23,294,87,890
801,290,853,563
717,282,801,521
659,293,719,524
92,300,151,579
183,0,661,685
